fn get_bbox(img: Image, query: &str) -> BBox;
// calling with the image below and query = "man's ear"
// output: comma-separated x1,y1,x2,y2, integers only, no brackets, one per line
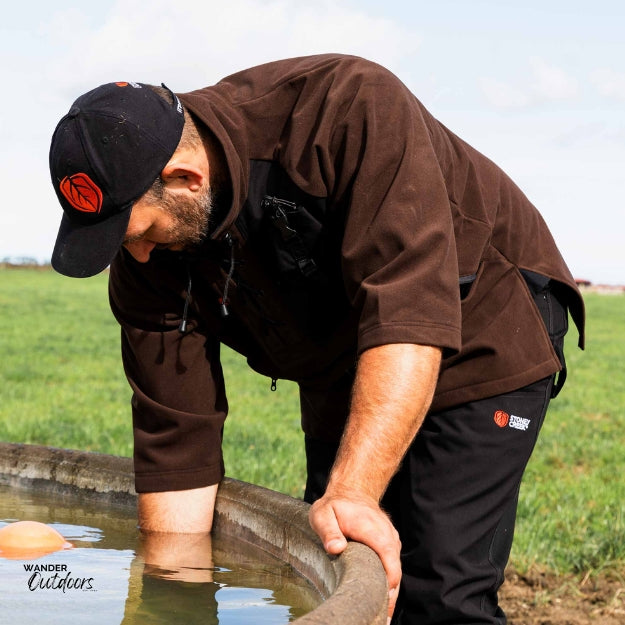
160,151,206,192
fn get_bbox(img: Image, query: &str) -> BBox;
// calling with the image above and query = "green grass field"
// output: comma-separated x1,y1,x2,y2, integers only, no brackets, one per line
1,267,623,578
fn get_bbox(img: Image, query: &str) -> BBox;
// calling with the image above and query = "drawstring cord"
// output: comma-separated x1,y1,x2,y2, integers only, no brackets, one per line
219,233,235,318
179,232,234,332
178,269,192,334
177,234,278,391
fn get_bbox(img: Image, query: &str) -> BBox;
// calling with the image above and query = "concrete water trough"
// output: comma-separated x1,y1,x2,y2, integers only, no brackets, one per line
0,442,387,624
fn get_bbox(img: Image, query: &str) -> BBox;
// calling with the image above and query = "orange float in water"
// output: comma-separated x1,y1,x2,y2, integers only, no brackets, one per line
0,521,72,559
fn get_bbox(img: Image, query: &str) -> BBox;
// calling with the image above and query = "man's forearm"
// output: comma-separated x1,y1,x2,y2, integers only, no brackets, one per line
309,342,441,619
326,343,442,502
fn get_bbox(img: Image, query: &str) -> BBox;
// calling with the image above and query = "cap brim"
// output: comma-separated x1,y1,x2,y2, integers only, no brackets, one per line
51,207,132,278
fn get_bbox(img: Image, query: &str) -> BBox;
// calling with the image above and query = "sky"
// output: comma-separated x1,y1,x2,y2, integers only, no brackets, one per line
1,0,623,284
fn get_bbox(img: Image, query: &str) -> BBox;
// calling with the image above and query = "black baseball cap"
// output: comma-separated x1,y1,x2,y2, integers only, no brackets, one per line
49,81,184,278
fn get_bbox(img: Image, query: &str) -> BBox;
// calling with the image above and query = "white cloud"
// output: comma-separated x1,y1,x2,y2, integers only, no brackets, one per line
42,0,418,94
591,68,625,101
479,57,579,109
478,77,532,109
529,57,579,101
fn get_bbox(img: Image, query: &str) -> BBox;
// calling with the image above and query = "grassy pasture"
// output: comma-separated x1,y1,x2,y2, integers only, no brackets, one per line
0,267,623,577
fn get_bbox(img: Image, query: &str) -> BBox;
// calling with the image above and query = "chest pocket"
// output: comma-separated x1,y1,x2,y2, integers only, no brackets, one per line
235,159,337,291
222,162,355,377
261,195,325,286
234,192,334,342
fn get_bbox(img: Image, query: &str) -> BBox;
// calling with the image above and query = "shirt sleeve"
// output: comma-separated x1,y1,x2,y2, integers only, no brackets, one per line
326,59,463,355
108,249,227,493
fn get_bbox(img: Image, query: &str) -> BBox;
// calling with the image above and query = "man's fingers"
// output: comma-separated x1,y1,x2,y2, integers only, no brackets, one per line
334,506,401,588
310,496,402,619
309,500,348,554
388,578,400,619
362,523,401,617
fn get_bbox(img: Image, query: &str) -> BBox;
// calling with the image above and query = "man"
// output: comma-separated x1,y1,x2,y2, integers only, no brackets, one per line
49,54,584,624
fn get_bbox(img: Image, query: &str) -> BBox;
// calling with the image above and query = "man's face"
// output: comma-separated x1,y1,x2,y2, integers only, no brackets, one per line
122,183,212,263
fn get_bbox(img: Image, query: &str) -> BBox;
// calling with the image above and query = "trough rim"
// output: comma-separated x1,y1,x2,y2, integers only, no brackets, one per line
0,442,387,625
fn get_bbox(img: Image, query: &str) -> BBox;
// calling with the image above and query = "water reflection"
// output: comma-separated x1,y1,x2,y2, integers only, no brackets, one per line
0,484,319,624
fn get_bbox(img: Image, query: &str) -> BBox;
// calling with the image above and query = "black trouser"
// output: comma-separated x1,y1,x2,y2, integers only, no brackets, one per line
304,280,568,625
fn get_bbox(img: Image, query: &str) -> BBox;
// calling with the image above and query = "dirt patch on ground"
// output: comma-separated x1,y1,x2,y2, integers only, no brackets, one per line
501,567,625,625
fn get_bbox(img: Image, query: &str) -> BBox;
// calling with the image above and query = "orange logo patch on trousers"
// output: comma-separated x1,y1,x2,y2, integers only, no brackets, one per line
493,410,510,428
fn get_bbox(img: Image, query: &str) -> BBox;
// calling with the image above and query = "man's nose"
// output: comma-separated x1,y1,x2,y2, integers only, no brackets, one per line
123,239,157,263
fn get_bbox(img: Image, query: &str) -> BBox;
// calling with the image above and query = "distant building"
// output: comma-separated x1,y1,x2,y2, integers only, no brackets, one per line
575,278,625,295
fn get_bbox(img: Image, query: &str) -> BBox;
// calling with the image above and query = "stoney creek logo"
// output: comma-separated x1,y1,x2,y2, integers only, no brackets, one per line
22,563,96,593
493,410,531,431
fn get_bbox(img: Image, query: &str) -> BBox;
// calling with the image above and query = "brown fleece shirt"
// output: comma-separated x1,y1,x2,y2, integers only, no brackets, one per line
108,54,584,493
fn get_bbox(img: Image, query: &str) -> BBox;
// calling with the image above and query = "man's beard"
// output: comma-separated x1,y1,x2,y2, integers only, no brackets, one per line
159,183,214,250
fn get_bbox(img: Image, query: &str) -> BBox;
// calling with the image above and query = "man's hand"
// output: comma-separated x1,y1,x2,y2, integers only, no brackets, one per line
309,343,442,620
309,492,402,615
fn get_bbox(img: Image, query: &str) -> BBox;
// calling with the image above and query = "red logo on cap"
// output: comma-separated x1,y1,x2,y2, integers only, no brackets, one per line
60,173,103,214
115,82,129,87
494,410,510,428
